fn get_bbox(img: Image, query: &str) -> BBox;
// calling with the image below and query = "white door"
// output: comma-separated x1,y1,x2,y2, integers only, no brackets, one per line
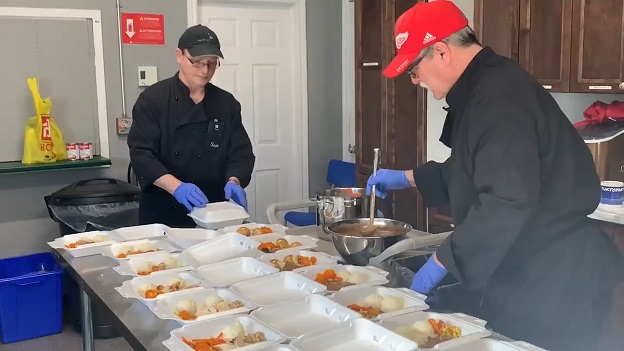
198,1,306,223
342,0,356,162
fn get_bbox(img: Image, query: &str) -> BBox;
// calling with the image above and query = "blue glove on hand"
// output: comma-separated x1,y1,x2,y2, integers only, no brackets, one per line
173,183,208,212
410,255,448,295
225,181,248,211
366,169,410,199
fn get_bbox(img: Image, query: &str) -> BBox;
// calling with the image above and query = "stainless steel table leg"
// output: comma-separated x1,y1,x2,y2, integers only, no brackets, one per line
80,288,95,351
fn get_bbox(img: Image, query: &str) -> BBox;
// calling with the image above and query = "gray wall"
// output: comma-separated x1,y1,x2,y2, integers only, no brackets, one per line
305,0,344,196
0,0,187,258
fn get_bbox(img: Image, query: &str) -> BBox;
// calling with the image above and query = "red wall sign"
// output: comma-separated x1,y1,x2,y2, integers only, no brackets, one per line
121,13,165,45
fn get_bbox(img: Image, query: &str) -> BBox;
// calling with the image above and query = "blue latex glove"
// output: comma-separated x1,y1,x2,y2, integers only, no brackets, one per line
410,255,448,295
366,169,410,199
225,181,248,211
173,183,208,212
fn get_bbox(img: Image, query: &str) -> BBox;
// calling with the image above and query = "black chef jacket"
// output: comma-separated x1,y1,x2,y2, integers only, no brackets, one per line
413,47,624,350
128,72,255,228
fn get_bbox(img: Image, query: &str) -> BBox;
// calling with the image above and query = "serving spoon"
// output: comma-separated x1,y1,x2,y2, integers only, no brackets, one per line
360,148,380,236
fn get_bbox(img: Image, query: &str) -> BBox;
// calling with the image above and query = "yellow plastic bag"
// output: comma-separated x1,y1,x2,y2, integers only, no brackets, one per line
22,77,68,164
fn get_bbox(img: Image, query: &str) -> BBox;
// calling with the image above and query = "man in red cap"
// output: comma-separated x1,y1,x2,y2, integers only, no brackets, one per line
367,1,623,350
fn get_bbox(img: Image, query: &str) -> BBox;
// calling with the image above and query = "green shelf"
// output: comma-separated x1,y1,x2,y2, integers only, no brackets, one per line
0,156,111,174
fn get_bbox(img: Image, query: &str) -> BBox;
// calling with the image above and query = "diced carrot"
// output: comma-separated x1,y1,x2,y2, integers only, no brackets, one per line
178,310,196,320
323,269,336,279
310,256,317,264
428,318,443,336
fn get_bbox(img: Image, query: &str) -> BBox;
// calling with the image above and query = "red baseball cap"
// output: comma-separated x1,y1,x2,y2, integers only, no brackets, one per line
383,0,469,78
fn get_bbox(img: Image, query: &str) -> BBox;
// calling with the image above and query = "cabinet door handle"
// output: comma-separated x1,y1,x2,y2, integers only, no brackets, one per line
619,82,624,90
348,144,356,154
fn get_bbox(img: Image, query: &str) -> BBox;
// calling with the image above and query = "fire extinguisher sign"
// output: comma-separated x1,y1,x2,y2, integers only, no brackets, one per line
121,13,165,45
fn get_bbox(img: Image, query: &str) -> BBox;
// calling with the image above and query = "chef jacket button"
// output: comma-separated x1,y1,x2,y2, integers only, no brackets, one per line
197,154,201,158
175,152,179,156
201,128,205,132
176,126,181,130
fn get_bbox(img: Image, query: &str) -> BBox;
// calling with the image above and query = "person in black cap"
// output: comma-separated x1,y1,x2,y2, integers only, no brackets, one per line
128,24,255,228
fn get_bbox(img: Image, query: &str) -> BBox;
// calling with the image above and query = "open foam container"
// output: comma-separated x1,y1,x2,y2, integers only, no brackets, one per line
101,238,179,261
112,223,168,241
115,271,210,307
187,201,250,229
453,339,548,351
377,311,492,350
152,288,256,325
47,231,116,258
295,263,390,291
289,318,417,351
219,222,288,235
182,232,263,265
249,294,360,339
327,285,429,321
229,271,327,307
162,315,287,351
255,234,319,253
164,227,221,249
194,256,279,287
113,252,194,276
258,249,338,272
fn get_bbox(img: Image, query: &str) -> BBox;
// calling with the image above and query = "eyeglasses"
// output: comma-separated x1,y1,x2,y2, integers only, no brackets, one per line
405,54,426,79
185,54,220,70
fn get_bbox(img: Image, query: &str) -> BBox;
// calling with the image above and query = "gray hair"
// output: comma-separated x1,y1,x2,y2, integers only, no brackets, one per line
415,26,480,60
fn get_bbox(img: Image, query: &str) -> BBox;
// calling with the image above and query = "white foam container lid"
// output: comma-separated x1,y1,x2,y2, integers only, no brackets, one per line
194,257,279,287
290,318,417,351
47,231,116,258
295,263,390,291
229,271,327,307
255,234,319,252
115,271,210,307
327,285,429,321
113,252,194,276
101,239,180,261
244,343,299,351
112,223,168,241
249,294,361,339
152,288,257,325
258,249,338,271
164,227,221,249
188,201,250,230
183,232,263,265
219,222,288,235
377,311,492,350
452,339,548,351
162,315,287,351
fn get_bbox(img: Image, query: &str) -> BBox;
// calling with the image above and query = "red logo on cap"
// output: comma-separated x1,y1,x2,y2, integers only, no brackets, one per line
395,32,409,50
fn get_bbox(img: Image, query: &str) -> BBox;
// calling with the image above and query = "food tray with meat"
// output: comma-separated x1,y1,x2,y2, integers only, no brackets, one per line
229,271,327,307
219,223,287,236
162,315,287,351
101,239,180,260
112,223,169,241
455,339,548,351
258,249,338,272
249,294,360,339
183,233,264,266
295,264,390,292
327,286,429,321
377,311,492,349
194,257,279,288
289,318,416,351
165,227,222,250
115,271,210,307
113,252,194,276
47,231,116,258
152,288,257,325
254,234,318,254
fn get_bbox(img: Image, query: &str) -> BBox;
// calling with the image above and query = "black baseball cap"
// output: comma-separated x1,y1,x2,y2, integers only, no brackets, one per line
178,24,224,59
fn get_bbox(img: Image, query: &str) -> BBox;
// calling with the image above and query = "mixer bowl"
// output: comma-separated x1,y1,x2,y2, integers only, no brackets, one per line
326,218,412,266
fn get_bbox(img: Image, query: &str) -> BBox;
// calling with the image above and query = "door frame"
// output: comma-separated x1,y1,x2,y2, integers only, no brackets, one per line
341,0,355,162
186,0,310,200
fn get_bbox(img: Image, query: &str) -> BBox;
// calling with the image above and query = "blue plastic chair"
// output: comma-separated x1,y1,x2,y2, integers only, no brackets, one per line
282,159,357,226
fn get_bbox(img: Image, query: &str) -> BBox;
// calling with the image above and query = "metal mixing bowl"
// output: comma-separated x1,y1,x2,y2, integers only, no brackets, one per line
326,218,412,266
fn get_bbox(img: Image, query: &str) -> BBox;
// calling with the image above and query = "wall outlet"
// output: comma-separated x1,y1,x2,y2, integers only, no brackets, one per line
116,117,133,135
138,66,158,86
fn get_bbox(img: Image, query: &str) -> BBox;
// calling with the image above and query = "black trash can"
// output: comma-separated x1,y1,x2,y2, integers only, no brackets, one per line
44,178,140,339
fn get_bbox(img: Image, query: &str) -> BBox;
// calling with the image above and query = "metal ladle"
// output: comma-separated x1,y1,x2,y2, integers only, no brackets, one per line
360,148,380,236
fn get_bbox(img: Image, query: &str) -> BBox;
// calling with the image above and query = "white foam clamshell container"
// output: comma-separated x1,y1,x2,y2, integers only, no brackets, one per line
113,252,194,276
152,288,257,325
164,227,221,249
183,232,263,265
112,223,168,241
249,294,361,339
255,234,319,252
188,201,250,229
229,271,328,307
258,249,338,271
115,271,210,307
327,286,429,321
295,263,390,291
194,257,279,287
162,315,287,351
456,339,548,351
378,311,492,350
47,231,116,258
219,222,288,235
101,239,180,261
290,318,417,351
242,343,298,351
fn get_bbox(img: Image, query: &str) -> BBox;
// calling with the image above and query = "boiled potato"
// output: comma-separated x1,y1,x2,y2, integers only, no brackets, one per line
380,296,404,312
365,293,384,308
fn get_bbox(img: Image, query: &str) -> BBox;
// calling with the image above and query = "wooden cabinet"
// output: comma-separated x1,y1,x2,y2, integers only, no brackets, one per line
354,0,428,231
475,0,624,94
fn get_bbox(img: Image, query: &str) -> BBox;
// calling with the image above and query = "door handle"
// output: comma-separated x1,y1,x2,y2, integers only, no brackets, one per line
348,144,356,154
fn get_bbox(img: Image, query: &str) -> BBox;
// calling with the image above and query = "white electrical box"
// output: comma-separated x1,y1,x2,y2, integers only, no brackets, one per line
138,66,158,86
